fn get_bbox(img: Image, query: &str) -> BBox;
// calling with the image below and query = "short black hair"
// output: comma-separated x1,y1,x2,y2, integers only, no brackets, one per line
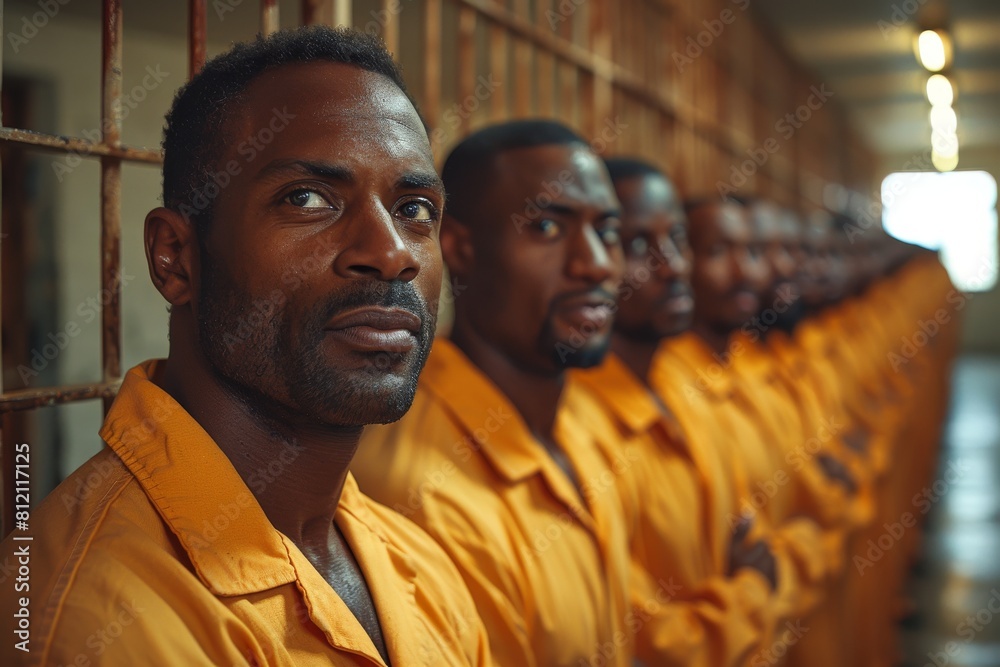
603,157,664,183
162,25,416,232
441,119,588,224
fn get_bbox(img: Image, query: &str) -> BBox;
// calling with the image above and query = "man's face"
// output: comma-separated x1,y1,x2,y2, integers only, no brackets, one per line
612,174,694,341
453,144,624,373
688,202,770,331
750,201,798,307
194,62,443,427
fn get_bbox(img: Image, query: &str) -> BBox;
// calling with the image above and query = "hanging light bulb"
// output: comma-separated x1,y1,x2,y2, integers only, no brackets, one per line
930,105,958,135
932,149,959,172
916,29,951,72
926,74,955,106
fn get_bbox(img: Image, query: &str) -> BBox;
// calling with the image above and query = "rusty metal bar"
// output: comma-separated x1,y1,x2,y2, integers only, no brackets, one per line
189,0,208,78
302,0,323,25
0,128,161,163
261,0,280,35
0,383,123,415
101,0,124,414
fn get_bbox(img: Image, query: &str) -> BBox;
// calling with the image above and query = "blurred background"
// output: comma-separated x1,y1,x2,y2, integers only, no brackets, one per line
1,1,998,664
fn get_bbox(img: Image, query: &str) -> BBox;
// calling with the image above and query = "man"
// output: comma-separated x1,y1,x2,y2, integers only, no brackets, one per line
353,121,751,666
0,27,489,667
570,159,780,666
652,198,834,625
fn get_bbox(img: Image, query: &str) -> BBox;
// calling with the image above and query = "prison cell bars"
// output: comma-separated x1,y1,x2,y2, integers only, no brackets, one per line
0,0,875,536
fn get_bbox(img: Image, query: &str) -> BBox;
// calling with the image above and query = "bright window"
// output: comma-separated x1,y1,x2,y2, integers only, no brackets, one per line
881,170,998,292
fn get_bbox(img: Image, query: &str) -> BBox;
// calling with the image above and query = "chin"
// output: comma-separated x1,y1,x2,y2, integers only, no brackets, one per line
551,336,612,370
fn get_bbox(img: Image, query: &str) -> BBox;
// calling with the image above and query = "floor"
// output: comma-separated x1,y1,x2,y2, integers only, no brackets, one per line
900,355,1000,667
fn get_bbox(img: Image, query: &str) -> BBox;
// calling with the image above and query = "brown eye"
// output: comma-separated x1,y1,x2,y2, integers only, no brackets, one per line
536,219,561,240
629,237,649,256
397,199,437,223
286,189,329,209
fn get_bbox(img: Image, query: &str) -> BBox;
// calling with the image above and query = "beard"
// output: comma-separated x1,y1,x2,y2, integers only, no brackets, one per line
197,257,435,428
541,291,615,371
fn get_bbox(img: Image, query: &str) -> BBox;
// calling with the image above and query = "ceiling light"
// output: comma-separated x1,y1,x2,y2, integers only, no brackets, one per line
931,129,959,157
917,29,951,72
932,149,959,172
930,105,958,134
926,74,955,106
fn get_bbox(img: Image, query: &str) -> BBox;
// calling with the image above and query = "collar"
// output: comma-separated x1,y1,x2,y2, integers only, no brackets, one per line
571,354,661,436
418,339,547,484
653,331,736,400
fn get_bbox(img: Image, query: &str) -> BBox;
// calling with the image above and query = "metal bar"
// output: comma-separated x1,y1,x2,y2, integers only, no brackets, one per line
487,22,507,121
0,128,161,163
456,4,476,136
380,0,399,55
302,0,320,24
189,0,207,79
0,383,123,415
260,0,280,35
334,0,352,27
101,0,124,414
423,0,442,132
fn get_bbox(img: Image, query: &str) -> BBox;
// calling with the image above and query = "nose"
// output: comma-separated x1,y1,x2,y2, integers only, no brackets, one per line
333,199,421,282
653,236,691,281
567,224,619,285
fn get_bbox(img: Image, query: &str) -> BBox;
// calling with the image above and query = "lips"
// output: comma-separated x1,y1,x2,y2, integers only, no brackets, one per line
554,292,616,327
325,307,421,353
659,282,694,313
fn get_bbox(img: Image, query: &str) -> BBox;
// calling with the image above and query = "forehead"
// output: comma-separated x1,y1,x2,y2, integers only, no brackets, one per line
615,175,683,232
492,144,616,205
691,203,750,244
224,61,433,170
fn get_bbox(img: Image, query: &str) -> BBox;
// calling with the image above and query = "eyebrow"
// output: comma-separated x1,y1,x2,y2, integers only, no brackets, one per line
255,159,445,198
537,201,622,219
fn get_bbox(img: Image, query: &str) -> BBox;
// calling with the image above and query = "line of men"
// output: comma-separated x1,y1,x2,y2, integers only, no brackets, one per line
0,26,957,666
352,120,958,667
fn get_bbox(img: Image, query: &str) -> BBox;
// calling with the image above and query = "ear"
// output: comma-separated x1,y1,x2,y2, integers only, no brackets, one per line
440,212,474,279
145,207,197,307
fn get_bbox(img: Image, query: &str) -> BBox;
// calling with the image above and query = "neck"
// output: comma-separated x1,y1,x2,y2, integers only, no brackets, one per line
158,315,360,549
610,332,659,388
449,316,563,442
691,320,731,356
